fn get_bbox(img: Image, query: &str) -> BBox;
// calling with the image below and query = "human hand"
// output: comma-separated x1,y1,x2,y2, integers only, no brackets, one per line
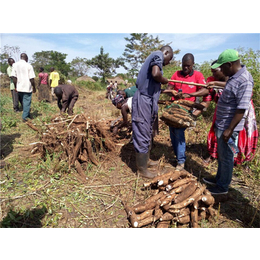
206,81,215,89
180,93,191,99
222,129,233,143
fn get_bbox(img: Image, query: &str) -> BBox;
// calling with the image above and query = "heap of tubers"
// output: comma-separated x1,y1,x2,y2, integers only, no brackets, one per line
160,100,196,128
30,114,116,183
124,169,217,228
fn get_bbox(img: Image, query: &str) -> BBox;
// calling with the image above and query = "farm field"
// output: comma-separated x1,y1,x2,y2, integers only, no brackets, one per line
0,84,259,228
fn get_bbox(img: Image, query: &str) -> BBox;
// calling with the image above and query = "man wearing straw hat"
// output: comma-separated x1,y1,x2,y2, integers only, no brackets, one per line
167,53,206,170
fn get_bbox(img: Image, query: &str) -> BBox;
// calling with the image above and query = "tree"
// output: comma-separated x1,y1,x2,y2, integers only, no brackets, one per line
123,33,180,76
31,50,71,76
88,46,126,83
0,45,21,73
70,57,90,77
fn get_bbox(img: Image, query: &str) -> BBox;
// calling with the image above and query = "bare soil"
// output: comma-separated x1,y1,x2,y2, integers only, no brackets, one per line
0,86,259,228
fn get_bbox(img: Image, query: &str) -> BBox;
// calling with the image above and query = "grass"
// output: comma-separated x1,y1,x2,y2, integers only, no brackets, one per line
0,86,259,228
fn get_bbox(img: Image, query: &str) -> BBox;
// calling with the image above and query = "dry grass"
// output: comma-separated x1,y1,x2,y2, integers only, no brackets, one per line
0,86,259,228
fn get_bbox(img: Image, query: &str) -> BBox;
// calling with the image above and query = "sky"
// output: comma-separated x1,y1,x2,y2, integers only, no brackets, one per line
1,33,259,76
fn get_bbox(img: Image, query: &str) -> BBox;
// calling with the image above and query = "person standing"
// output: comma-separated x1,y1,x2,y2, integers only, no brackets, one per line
167,53,206,170
208,49,254,195
11,53,36,122
38,67,50,102
7,58,22,112
132,45,173,179
49,67,60,99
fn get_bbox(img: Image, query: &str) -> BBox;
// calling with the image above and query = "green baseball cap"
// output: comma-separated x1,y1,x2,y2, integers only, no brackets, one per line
211,49,239,69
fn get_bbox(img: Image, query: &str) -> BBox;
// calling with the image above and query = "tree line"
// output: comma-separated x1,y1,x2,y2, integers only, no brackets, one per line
0,33,259,114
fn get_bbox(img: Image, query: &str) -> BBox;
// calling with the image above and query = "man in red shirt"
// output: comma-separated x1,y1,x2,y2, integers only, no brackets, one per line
167,53,206,170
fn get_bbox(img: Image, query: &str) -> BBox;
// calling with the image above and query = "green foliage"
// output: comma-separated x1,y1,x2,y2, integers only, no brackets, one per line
31,50,71,76
162,62,182,79
0,94,19,130
70,57,90,77
123,33,180,77
88,47,125,83
76,80,105,91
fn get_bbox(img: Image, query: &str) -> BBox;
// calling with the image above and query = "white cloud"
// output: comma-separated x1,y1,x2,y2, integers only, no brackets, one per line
1,34,56,62
156,33,231,51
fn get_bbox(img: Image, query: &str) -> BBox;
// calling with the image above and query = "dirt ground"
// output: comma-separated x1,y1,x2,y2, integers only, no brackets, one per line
0,85,259,228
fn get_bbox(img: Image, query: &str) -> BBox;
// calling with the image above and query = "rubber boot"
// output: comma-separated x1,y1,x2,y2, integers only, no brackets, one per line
147,142,160,168
136,152,158,179
147,150,160,167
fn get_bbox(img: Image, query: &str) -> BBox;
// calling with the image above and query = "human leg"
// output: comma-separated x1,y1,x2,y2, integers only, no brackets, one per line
213,128,238,192
20,92,32,121
132,112,157,178
169,127,186,165
68,96,78,115
11,90,19,111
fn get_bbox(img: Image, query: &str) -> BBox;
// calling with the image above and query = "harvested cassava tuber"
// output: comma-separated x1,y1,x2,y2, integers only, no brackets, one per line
168,207,190,216
190,201,199,228
168,183,190,194
145,191,167,204
169,185,206,209
157,220,171,228
136,209,154,221
174,181,198,204
173,214,190,224
208,206,217,218
160,212,174,221
201,194,215,206
170,177,195,189
133,200,158,214
124,203,139,228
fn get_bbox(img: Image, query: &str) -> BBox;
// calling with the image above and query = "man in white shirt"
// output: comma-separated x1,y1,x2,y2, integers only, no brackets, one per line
11,53,36,122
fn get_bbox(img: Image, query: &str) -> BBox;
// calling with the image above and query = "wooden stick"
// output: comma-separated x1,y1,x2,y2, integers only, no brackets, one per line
168,79,207,87
168,79,224,89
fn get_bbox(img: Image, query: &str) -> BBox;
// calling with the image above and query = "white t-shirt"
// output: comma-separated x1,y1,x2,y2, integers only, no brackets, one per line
126,97,132,113
11,60,35,92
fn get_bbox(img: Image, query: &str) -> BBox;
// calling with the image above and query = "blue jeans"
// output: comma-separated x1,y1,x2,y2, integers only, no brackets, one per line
18,92,32,120
169,127,186,164
215,127,239,192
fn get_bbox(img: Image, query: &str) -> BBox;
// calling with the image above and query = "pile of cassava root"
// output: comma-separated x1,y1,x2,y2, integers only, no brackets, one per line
29,114,116,183
123,169,217,228
160,100,197,128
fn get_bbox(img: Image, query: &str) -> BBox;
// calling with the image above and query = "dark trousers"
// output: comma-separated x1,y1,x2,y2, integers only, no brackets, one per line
11,90,23,111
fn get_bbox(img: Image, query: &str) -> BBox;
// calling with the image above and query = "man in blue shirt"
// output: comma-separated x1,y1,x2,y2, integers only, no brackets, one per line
203,49,254,195
132,45,173,179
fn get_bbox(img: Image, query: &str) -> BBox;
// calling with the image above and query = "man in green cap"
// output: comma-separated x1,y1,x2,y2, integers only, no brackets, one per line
203,49,254,195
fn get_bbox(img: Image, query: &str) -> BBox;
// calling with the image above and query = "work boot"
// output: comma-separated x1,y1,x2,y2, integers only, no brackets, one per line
136,152,158,179
147,141,160,168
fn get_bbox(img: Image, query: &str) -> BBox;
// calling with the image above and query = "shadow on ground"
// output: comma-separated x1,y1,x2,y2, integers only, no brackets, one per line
0,133,21,158
120,140,260,228
0,206,47,228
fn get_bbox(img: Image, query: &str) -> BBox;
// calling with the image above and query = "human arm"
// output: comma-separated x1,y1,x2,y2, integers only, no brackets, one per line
112,103,129,135
180,88,210,99
30,78,36,93
152,65,168,85
13,77,17,91
222,109,245,142
207,81,226,89
38,74,42,88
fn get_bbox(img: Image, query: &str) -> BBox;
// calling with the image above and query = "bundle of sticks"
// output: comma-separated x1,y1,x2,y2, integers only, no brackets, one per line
160,100,196,128
30,114,116,182
123,169,217,228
